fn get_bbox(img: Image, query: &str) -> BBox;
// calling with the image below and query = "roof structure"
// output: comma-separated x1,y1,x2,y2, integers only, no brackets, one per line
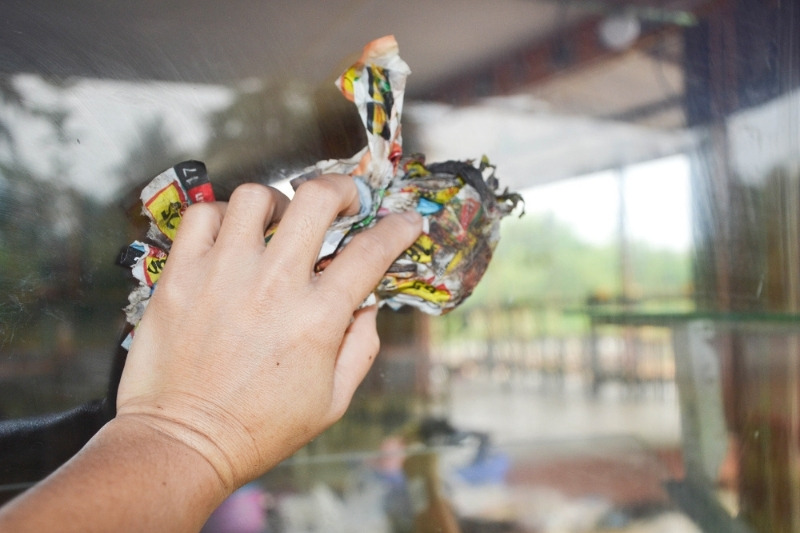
1,0,710,186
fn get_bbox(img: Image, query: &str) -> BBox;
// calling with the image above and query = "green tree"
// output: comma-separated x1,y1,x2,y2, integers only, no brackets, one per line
458,214,691,311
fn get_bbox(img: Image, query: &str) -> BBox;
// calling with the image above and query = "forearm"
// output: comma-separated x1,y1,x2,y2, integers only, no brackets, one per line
0,416,229,533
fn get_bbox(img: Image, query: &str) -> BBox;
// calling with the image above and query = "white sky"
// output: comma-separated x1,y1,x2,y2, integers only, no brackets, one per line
521,154,693,251
3,75,233,200
1,76,693,252
728,87,800,185
409,99,694,252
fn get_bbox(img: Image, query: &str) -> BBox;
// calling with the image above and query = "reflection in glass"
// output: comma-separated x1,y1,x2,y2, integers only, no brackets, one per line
1,2,799,532
0,76,228,417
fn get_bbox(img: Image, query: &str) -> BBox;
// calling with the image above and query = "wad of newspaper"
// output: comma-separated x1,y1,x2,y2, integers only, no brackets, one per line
119,35,521,348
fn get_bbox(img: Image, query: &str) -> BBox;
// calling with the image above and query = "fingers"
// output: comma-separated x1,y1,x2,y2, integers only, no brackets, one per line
215,183,290,250
168,201,227,263
265,175,361,272
171,174,421,315
320,210,422,311
329,305,380,419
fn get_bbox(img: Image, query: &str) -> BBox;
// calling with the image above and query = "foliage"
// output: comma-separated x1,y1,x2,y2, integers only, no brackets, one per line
437,213,692,339
468,214,690,306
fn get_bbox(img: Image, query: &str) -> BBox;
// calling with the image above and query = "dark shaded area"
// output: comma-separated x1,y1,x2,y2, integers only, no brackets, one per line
0,400,110,505
0,336,127,505
684,0,800,126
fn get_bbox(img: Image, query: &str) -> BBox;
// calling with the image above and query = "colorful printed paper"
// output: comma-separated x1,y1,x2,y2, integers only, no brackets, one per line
120,36,520,347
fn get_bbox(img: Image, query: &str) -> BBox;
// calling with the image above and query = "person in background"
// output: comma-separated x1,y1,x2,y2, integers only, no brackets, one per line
0,174,423,533
201,483,273,533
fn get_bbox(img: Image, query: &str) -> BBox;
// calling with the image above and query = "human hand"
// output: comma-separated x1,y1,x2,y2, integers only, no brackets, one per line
115,174,422,491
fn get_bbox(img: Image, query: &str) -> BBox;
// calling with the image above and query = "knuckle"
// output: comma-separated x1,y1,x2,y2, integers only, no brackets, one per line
293,175,360,219
230,182,272,205
328,400,349,424
181,201,216,222
364,328,381,357
294,176,339,205
313,287,348,316
350,230,391,265
150,270,188,310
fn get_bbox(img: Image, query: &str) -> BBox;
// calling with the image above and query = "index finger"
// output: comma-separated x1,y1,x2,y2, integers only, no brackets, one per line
264,175,361,274
318,211,423,311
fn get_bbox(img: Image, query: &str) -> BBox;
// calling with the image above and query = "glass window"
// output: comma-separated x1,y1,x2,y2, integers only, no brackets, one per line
2,2,798,532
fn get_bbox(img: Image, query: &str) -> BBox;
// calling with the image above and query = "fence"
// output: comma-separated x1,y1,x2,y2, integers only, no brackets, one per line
429,303,677,398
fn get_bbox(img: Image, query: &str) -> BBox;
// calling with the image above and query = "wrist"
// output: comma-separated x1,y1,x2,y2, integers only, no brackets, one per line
86,414,234,530
105,413,234,499
114,391,270,490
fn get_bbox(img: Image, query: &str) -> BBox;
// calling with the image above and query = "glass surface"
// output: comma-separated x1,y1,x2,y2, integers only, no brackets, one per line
2,1,799,532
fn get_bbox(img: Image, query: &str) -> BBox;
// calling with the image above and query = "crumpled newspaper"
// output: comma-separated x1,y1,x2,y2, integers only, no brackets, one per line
119,35,521,348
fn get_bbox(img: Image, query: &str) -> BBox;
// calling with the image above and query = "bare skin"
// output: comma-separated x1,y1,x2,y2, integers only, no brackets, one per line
0,174,423,533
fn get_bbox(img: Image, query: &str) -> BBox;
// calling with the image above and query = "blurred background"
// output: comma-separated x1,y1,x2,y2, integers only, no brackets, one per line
1,1,798,531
